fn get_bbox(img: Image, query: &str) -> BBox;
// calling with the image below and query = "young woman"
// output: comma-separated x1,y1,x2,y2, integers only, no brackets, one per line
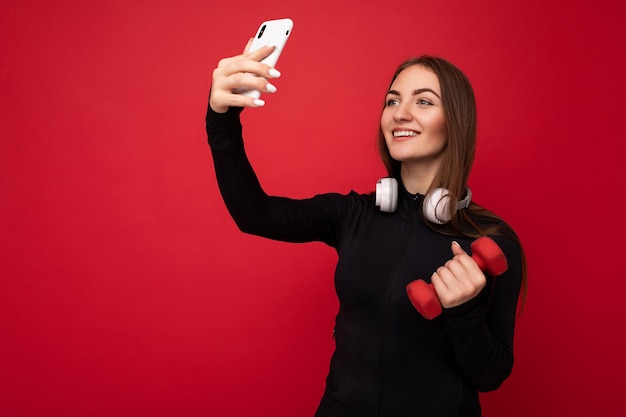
206,42,527,417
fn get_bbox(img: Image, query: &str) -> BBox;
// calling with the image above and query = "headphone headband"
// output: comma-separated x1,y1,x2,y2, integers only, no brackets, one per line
456,187,472,210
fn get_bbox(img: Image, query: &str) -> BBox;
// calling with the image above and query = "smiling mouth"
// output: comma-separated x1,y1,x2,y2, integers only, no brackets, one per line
393,130,419,138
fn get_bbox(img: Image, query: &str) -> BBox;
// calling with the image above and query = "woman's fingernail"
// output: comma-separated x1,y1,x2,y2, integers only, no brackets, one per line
266,83,277,93
268,68,281,78
253,99,265,107
452,241,460,247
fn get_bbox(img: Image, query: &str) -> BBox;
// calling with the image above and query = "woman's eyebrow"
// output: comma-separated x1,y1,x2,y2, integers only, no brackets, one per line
414,88,441,98
387,88,441,99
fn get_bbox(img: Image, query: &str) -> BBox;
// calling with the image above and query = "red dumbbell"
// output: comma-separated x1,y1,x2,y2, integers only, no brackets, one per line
406,237,508,320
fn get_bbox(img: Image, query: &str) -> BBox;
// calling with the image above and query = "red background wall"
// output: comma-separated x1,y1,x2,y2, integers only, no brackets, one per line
2,1,625,416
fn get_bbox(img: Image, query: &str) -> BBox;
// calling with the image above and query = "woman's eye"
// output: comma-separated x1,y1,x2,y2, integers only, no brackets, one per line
386,98,400,106
417,99,433,106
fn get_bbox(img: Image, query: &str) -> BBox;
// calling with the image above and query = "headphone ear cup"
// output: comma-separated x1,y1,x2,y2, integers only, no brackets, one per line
375,178,398,212
423,188,452,224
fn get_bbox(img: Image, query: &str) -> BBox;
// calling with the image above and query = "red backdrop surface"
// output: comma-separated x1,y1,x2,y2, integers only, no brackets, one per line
2,1,625,416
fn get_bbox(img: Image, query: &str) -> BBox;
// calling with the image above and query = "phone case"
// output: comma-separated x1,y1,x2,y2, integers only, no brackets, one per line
235,18,293,99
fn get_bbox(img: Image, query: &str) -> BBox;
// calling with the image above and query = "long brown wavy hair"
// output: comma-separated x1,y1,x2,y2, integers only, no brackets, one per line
377,55,527,310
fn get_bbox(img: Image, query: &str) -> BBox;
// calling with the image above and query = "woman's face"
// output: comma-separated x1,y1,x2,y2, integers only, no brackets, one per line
380,65,447,170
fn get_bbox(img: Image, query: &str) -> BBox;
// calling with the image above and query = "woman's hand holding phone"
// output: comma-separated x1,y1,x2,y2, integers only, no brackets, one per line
210,18,292,113
209,42,281,113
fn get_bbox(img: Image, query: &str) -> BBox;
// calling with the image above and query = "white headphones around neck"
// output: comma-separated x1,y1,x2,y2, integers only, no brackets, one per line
375,177,472,224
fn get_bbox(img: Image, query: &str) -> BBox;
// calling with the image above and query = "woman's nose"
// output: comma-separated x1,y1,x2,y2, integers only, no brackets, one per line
393,102,412,122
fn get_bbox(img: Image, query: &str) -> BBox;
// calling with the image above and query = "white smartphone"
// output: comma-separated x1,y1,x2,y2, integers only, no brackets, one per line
234,18,294,99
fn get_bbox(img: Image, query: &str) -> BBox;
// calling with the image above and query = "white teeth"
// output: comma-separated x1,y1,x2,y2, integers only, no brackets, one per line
393,130,418,138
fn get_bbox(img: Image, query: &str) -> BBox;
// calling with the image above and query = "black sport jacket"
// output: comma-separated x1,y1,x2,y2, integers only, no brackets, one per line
206,105,523,417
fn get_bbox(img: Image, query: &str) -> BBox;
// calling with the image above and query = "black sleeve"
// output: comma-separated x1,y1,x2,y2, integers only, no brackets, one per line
442,237,523,392
206,104,345,247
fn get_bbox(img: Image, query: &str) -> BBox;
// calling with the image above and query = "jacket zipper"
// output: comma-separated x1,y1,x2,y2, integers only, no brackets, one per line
376,195,421,417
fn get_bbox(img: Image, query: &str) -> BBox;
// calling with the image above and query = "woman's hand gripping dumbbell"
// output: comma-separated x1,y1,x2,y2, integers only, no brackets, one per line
406,237,508,320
